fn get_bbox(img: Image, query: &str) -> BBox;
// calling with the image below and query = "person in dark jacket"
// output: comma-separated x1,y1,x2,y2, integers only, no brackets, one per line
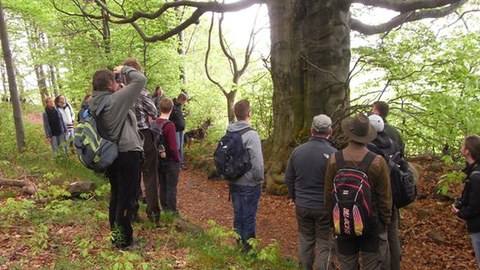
371,101,405,156
285,114,338,270
42,97,67,153
169,93,188,167
368,114,401,270
452,135,480,268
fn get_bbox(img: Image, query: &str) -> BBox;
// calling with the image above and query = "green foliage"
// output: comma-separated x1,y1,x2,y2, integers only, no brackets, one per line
352,22,480,158
28,224,49,255
438,170,465,195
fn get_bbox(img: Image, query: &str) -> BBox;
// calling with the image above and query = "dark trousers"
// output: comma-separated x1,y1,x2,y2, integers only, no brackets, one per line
229,183,261,245
140,129,160,219
296,205,336,270
158,161,180,212
107,151,142,248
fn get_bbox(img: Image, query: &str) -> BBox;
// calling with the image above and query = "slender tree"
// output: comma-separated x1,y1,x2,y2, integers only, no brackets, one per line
0,0,26,150
61,0,467,193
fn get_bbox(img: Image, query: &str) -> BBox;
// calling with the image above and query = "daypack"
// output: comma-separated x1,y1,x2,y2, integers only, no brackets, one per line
387,152,416,208
150,119,171,161
331,151,376,237
213,128,252,180
74,97,120,173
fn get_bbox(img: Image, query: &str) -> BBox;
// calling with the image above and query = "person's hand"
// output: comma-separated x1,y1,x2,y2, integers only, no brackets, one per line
451,204,459,214
113,65,124,73
46,137,51,143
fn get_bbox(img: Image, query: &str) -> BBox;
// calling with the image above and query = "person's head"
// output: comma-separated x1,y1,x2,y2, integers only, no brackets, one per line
371,101,389,119
341,113,377,144
154,86,163,97
234,100,251,121
177,92,188,105
45,97,54,109
462,135,480,163
92,69,117,92
54,95,66,107
368,114,384,133
122,58,142,72
311,114,332,138
159,97,174,114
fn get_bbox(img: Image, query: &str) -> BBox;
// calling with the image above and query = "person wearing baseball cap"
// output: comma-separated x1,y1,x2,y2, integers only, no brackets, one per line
285,114,338,269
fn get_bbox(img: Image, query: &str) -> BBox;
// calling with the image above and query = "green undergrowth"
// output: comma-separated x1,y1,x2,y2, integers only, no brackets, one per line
0,103,297,269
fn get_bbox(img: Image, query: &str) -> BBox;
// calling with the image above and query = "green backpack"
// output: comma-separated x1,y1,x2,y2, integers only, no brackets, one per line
74,97,121,173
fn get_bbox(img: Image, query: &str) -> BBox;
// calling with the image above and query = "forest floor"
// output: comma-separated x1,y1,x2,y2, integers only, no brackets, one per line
178,157,476,270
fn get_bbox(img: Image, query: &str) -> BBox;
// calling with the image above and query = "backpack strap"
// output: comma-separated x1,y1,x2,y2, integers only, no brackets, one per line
335,151,346,170
358,151,376,172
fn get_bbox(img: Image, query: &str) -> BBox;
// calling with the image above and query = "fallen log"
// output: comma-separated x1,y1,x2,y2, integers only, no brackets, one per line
0,178,37,195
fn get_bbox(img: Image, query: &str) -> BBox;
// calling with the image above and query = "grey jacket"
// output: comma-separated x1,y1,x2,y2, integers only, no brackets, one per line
90,66,145,152
227,121,264,186
285,137,338,209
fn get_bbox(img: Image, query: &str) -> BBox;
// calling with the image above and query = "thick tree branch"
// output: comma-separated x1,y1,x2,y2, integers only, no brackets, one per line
205,13,228,96
351,0,467,35
350,0,465,13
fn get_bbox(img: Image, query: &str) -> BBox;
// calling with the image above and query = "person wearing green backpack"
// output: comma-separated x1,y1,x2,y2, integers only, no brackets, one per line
90,64,145,250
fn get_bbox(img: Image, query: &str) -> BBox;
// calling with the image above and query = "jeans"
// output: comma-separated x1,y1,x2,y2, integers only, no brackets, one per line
140,129,160,219
175,131,184,164
471,232,480,268
107,151,142,248
158,161,181,213
296,205,336,270
229,183,261,246
50,134,67,153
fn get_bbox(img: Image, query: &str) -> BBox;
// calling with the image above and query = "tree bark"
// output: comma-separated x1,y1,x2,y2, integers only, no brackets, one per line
0,0,26,151
264,0,350,194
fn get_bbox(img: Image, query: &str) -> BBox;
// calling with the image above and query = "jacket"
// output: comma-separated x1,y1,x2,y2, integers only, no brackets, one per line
226,121,264,186
134,89,158,130
89,66,145,152
43,108,67,137
383,120,404,156
169,99,185,131
324,143,392,226
457,163,480,233
285,137,338,209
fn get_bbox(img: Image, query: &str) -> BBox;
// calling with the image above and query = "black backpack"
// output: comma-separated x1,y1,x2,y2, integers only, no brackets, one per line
213,128,252,180
150,119,171,161
331,151,376,237
387,152,416,208
74,97,122,173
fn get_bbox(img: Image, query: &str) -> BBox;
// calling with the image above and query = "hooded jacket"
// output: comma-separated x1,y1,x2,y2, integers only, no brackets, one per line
226,120,264,186
89,66,145,152
457,163,480,233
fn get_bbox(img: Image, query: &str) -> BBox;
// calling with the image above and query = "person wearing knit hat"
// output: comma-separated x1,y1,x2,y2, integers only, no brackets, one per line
324,113,392,270
285,114,338,269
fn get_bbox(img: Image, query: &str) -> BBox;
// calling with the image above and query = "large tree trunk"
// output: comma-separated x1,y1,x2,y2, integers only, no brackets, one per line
264,1,350,194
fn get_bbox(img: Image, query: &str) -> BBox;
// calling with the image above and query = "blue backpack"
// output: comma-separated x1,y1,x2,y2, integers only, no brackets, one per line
213,128,252,180
74,97,121,173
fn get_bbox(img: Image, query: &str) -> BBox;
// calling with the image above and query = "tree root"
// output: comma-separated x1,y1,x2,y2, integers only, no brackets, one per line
0,178,37,195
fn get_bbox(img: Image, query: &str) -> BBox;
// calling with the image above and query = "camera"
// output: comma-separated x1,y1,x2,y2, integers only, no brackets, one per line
454,198,464,209
115,73,125,84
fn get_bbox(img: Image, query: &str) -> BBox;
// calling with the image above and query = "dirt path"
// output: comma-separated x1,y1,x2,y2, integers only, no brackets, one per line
177,167,298,259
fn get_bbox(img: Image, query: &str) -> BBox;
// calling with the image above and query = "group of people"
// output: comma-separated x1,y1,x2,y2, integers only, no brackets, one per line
42,95,76,153
285,101,398,270
285,101,480,269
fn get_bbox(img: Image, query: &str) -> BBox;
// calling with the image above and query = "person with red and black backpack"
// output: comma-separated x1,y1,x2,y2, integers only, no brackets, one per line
324,113,392,270
151,97,181,218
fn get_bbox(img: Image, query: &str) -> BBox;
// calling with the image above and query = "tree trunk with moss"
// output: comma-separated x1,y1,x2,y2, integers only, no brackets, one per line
264,1,350,194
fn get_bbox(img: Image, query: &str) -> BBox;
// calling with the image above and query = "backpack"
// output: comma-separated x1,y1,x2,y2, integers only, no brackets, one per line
213,128,252,180
387,152,417,208
150,119,171,160
74,97,122,173
331,151,376,237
